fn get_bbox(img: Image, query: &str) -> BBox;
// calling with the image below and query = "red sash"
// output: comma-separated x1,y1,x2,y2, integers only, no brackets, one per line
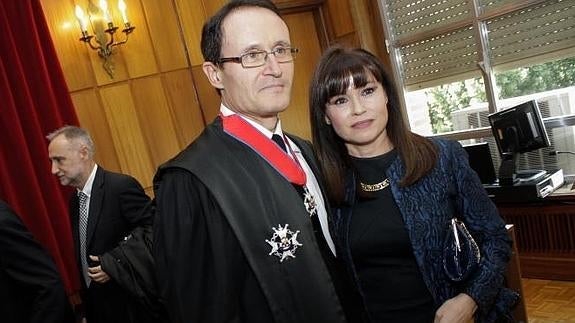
222,114,306,186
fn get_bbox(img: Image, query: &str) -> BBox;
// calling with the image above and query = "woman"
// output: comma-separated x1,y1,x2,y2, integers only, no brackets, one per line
309,46,518,322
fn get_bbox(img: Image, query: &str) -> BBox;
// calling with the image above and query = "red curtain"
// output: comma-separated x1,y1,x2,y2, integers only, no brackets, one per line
0,0,80,294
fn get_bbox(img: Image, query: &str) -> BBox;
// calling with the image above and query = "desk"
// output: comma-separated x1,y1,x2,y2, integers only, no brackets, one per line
495,182,575,281
548,179,575,196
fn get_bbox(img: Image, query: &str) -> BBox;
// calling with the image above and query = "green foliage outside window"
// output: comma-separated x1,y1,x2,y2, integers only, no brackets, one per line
497,57,575,99
426,57,575,134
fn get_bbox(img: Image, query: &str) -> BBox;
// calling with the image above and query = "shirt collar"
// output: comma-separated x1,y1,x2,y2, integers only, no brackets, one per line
78,164,98,197
220,103,284,139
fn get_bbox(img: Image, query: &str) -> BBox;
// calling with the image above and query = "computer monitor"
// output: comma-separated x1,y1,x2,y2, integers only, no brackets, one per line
463,142,497,184
488,100,550,185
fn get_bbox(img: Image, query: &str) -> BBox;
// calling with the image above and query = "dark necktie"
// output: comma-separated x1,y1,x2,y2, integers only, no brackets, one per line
271,134,287,152
78,191,90,286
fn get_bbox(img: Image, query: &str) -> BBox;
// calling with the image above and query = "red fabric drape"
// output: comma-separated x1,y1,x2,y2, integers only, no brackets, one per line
0,0,80,294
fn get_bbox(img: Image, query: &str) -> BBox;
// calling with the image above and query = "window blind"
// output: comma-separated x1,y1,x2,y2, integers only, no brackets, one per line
384,0,471,38
381,0,575,90
487,0,575,68
399,26,477,89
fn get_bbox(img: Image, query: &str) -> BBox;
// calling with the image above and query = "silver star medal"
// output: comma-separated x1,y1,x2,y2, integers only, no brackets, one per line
265,224,302,262
303,186,317,216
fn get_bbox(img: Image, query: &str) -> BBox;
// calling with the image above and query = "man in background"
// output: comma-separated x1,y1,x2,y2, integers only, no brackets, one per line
0,199,74,323
47,125,153,323
153,1,352,322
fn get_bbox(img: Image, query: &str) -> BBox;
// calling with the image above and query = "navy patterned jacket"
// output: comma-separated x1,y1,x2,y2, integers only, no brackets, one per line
332,139,519,322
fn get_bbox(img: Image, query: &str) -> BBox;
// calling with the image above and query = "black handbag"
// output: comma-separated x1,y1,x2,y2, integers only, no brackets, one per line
443,218,481,282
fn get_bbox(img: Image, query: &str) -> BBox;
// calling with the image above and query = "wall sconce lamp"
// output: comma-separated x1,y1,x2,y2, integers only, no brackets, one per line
74,0,135,78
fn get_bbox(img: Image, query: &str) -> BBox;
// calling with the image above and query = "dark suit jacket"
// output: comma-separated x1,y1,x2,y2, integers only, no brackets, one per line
0,200,73,323
69,166,151,323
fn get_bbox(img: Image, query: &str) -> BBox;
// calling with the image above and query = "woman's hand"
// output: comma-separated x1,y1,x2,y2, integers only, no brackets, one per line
434,293,477,323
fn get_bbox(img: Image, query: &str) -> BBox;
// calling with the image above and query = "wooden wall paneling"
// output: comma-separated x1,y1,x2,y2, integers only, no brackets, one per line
348,0,377,52
348,0,391,67
99,84,155,188
85,52,127,87
368,0,390,66
311,6,330,50
333,33,361,48
274,1,329,49
140,0,188,72
130,76,182,168
39,0,97,91
201,0,229,17
173,0,209,66
110,0,158,79
70,90,121,172
275,0,323,12
90,51,130,86
74,0,128,85
281,11,324,140
324,0,355,39
39,0,377,191
191,65,220,124
162,69,206,147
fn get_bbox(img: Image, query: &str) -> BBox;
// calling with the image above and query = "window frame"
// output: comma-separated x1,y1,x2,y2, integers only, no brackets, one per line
375,0,575,141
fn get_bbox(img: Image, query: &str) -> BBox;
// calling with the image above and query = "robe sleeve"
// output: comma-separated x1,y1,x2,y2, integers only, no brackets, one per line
152,168,272,322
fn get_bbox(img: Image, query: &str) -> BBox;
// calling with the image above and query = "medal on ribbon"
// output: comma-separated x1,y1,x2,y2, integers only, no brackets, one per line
302,186,317,216
265,224,302,262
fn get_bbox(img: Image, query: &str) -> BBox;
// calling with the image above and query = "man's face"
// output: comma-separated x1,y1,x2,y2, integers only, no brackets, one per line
215,7,294,127
48,135,89,188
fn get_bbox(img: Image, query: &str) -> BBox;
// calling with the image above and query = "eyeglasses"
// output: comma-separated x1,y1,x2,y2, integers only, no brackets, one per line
218,47,298,68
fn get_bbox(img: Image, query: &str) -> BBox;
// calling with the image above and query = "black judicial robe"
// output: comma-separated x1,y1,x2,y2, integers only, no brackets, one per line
153,117,347,323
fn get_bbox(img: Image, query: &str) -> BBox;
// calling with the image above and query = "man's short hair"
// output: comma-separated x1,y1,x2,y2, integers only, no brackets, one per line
200,0,281,66
46,125,95,157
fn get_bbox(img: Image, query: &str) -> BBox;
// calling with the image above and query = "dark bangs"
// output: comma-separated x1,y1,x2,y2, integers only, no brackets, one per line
320,53,382,103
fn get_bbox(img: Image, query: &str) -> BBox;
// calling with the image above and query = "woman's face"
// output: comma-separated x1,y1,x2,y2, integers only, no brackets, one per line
324,72,394,157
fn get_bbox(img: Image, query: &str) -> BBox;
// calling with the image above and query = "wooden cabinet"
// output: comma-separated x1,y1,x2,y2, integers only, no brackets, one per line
506,225,528,323
497,195,575,281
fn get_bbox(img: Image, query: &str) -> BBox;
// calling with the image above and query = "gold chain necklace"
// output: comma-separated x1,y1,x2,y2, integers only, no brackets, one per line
360,178,390,192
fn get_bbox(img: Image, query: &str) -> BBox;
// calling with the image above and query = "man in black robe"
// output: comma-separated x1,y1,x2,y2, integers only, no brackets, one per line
152,1,352,322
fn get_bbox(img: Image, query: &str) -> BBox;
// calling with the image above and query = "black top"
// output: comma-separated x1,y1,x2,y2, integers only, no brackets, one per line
350,150,435,322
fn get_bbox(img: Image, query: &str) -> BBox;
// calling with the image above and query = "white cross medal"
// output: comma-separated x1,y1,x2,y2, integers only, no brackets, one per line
303,186,317,216
265,224,302,262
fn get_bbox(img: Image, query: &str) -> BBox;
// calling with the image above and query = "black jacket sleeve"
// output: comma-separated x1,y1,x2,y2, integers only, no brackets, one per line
100,213,167,321
0,200,74,323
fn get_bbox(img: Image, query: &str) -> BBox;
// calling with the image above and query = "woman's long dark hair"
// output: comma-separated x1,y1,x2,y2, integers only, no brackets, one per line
309,46,438,205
